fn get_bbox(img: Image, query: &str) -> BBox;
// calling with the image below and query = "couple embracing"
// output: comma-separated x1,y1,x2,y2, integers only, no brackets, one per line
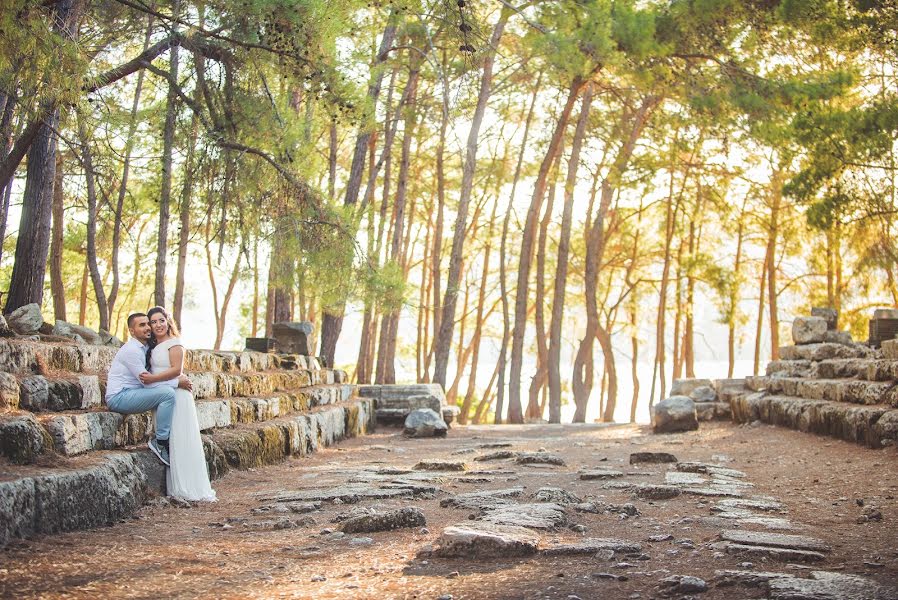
105,306,216,502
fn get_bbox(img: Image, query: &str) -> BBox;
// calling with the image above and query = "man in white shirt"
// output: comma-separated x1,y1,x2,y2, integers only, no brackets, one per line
106,312,192,466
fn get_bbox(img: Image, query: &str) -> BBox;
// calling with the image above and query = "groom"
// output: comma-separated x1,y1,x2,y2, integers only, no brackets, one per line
105,312,193,466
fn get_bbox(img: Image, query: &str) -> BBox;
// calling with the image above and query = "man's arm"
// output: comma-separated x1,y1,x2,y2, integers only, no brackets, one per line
121,345,149,380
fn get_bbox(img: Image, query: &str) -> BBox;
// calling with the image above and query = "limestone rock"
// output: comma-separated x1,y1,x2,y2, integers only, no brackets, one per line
534,487,582,504
0,314,11,337
404,408,448,437
339,507,426,533
634,484,681,500
7,304,44,335
823,330,852,345
515,451,565,466
202,435,229,480
873,308,898,320
811,307,838,330
689,385,717,402
271,321,314,355
580,469,624,480
481,502,567,529
474,450,516,461
659,575,708,595
670,378,712,396
18,376,48,411
652,395,698,434
0,372,20,411
792,316,827,344
414,460,466,471
439,487,525,510
720,529,830,552
97,329,124,347
882,339,898,360
630,451,678,464
433,522,540,558
721,542,825,563
0,413,51,463
542,538,642,556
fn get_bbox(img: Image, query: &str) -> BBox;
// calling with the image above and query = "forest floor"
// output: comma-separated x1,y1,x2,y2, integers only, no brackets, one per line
2,421,897,599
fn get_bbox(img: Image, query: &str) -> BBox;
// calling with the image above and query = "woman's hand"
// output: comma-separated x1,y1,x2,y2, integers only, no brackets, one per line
139,372,154,384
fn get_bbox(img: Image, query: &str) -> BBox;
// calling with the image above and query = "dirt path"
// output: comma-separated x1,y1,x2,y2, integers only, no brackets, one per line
1,422,897,599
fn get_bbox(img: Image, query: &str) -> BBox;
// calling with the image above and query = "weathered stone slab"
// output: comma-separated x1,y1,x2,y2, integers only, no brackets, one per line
432,522,540,558
271,321,313,355
779,342,872,361
812,307,838,330
720,530,830,552
722,542,826,562
0,413,52,463
580,469,624,480
634,484,681,500
475,450,516,461
670,378,712,396
439,487,525,510
677,462,746,478
714,498,784,512
338,507,426,533
630,451,678,464
653,395,698,433
481,502,567,530
195,400,232,431
664,472,706,486
793,316,828,344
541,538,642,556
659,575,708,595
715,569,895,600
824,330,853,345
0,372,19,411
515,452,565,466
534,487,582,504
414,460,467,471
712,510,795,530
265,485,418,504
682,486,743,498
689,385,717,402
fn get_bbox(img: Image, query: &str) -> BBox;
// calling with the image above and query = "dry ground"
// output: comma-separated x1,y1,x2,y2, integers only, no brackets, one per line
1,421,897,599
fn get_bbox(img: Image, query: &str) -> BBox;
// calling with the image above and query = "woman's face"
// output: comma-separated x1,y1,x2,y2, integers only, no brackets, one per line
149,312,169,338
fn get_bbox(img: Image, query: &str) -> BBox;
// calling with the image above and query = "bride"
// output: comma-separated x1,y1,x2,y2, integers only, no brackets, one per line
139,306,216,502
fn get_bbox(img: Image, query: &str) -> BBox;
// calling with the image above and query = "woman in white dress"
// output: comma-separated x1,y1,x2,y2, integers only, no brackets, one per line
139,306,216,502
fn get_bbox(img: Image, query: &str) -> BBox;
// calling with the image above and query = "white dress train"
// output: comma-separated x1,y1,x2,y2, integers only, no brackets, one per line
151,338,217,502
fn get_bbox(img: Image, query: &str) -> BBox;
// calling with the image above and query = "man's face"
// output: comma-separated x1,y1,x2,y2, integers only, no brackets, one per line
129,316,151,342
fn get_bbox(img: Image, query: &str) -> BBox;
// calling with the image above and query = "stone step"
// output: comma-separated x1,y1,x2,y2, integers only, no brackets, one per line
11,368,350,412
2,385,356,459
765,360,813,378
0,338,327,377
778,342,874,362
0,398,375,547
730,392,898,448
761,377,898,406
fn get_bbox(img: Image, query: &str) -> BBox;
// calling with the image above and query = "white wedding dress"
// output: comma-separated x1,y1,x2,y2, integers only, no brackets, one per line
151,338,216,502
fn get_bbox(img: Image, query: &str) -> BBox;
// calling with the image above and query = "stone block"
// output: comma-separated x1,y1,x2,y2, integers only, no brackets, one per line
42,412,125,455
433,523,540,558
97,329,123,348
77,376,102,408
404,408,448,437
0,413,52,463
689,385,717,402
18,376,48,410
0,372,20,411
873,308,898,320
811,307,838,330
792,316,827,344
6,304,44,335
271,321,314,355
670,378,712,396
823,330,852,345
882,339,898,360
652,395,698,433
195,400,232,431
0,314,11,337
695,402,718,421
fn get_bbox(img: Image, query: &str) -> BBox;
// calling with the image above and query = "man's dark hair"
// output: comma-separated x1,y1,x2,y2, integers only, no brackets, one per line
127,312,147,328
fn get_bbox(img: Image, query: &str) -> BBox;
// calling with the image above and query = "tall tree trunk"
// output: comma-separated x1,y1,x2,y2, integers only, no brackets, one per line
109,12,153,325
597,319,617,422
572,97,657,421
154,0,181,307
428,51,449,377
509,77,585,423
753,262,767,375
728,198,748,378
0,86,19,270
78,261,88,326
50,152,66,322
548,86,592,423
432,8,509,388
766,168,783,361
496,71,543,424
79,120,110,332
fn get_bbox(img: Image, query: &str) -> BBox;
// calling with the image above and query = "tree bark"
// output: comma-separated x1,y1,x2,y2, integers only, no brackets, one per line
50,152,66,322
432,8,509,388
509,77,585,423
548,86,592,423
79,120,110,332
766,168,783,361
154,0,181,307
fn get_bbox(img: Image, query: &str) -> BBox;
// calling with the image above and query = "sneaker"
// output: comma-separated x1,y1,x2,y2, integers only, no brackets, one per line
148,438,170,466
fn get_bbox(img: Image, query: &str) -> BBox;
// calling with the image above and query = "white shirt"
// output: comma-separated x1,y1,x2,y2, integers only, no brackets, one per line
105,338,179,399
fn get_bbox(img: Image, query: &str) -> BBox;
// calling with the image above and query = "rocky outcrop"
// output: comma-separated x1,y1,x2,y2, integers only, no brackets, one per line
404,408,448,437
652,395,698,433
6,304,45,335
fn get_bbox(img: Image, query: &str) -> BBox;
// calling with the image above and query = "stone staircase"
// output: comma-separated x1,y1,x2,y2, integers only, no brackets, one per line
0,338,375,546
729,313,898,449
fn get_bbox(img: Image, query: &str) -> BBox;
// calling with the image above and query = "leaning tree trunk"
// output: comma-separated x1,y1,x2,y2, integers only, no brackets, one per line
766,168,783,361
432,7,509,388
80,120,110,332
548,85,592,423
509,77,585,423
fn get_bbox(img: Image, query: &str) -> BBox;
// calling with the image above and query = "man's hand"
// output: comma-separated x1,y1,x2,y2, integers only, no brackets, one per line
139,372,152,384
177,374,193,391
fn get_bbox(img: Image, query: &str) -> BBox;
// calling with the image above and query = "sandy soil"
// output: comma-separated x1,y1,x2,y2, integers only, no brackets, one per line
1,421,897,599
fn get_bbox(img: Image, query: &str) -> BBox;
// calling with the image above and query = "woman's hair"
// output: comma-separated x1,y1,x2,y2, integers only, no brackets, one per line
146,306,181,369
